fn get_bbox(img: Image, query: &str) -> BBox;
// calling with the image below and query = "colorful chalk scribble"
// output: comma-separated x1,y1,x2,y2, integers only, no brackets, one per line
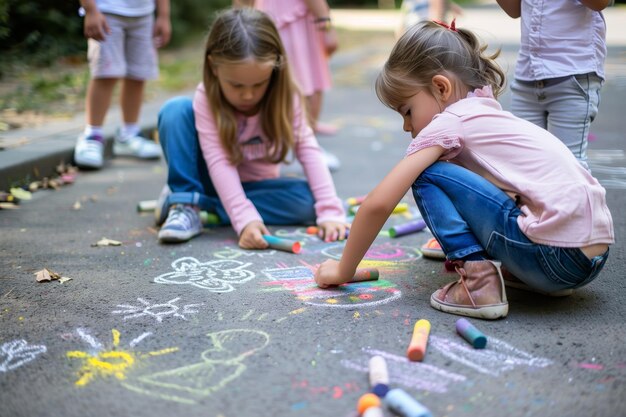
153,257,256,292
261,266,401,308
322,242,421,265
122,329,270,404
0,339,47,372
66,328,177,386
112,297,203,322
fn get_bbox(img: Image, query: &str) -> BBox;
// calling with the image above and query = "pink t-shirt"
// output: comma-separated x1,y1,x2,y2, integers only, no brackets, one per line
193,83,345,235
405,86,614,247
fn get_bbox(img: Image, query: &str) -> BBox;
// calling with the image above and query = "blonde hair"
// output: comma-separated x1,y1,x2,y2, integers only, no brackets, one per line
376,20,505,111
203,8,299,164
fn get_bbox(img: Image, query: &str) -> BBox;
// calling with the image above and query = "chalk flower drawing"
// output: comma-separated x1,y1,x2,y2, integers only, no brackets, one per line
153,257,255,292
112,297,203,322
262,266,402,308
66,328,178,386
0,339,47,372
122,329,270,404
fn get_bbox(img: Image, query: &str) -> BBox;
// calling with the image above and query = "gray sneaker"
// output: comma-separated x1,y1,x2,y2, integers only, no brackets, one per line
74,134,104,169
114,130,162,159
158,204,202,243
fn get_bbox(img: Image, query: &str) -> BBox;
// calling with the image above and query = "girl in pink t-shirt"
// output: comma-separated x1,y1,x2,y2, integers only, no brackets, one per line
315,20,613,320
155,8,346,247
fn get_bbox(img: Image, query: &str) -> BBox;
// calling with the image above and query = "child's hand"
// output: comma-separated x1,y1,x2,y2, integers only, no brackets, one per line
317,221,349,242
239,221,270,250
315,260,350,288
153,15,172,48
83,10,110,41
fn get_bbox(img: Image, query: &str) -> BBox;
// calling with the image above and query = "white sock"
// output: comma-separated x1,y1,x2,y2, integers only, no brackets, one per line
84,125,103,138
120,123,141,140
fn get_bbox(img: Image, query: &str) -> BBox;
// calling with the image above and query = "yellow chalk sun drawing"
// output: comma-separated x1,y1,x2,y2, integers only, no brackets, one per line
66,328,177,387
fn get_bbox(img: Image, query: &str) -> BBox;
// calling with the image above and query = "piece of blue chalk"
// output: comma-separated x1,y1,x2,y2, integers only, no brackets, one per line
371,383,390,398
456,318,487,349
383,388,433,417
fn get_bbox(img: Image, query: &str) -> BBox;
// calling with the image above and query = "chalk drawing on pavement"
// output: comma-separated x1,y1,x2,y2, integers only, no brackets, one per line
0,339,47,372
213,246,277,259
112,297,203,322
261,266,402,308
429,335,553,376
341,348,466,394
153,257,255,292
122,329,270,404
322,242,421,264
66,328,178,386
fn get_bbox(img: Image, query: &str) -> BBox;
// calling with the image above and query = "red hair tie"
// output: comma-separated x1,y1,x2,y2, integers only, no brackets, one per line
434,18,457,32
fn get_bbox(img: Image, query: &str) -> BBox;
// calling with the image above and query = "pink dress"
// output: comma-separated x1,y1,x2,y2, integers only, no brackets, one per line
255,0,331,96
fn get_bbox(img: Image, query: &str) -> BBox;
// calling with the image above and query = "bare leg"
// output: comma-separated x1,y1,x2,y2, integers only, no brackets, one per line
120,78,145,124
85,78,118,126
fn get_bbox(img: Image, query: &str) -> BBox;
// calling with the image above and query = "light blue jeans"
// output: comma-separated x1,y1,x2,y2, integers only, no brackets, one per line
412,162,609,293
157,97,317,226
510,73,603,170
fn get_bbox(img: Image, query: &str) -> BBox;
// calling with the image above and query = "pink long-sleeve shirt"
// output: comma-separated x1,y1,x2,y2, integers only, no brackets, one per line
193,83,345,235
405,86,614,247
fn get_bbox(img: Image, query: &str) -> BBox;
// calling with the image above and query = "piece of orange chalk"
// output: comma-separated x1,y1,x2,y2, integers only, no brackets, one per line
407,319,431,361
350,268,379,283
357,393,381,414
306,226,319,235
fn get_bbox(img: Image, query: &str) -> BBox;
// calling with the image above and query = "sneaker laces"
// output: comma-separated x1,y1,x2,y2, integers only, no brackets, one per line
164,205,197,229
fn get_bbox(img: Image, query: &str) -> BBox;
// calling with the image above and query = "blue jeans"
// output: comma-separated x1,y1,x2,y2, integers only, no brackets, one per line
158,97,316,226
510,73,603,170
412,162,609,292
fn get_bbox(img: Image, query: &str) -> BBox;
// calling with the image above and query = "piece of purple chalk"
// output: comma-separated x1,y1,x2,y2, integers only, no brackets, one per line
389,219,427,238
456,318,487,349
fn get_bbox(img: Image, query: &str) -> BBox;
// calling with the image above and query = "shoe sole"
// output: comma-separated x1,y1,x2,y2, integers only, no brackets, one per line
430,292,508,320
158,229,201,243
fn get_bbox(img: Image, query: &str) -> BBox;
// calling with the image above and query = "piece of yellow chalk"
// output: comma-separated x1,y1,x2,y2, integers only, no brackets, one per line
407,319,431,361
392,202,409,214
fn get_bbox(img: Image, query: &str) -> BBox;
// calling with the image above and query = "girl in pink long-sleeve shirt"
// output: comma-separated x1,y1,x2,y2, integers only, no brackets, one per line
155,8,346,247
315,20,613,320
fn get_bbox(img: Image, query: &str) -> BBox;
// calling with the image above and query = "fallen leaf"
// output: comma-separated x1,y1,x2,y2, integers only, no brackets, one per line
58,276,73,284
34,268,62,282
72,201,82,210
92,237,122,247
10,187,31,200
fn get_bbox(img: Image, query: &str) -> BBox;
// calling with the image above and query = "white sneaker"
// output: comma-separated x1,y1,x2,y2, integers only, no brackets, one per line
74,134,104,169
323,148,341,172
114,130,162,159
158,204,202,243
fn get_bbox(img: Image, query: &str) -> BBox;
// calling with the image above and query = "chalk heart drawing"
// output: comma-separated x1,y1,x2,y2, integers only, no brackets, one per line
112,297,203,322
262,266,401,308
322,242,421,263
0,339,47,372
341,337,553,393
122,329,270,404
153,257,255,292
66,328,177,386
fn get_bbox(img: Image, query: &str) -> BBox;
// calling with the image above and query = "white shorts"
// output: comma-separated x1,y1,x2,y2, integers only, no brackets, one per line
88,13,158,80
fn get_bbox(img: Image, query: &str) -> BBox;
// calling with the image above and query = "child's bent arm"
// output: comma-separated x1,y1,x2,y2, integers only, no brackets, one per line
495,0,521,18
315,146,444,287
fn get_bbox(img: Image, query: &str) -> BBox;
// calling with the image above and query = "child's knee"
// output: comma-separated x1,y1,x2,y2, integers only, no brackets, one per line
159,97,193,122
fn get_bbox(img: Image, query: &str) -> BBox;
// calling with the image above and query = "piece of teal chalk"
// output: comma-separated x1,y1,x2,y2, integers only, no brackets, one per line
455,318,487,349
383,388,433,417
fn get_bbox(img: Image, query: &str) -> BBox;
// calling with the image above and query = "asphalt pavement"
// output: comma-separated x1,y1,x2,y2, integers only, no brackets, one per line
1,4,625,417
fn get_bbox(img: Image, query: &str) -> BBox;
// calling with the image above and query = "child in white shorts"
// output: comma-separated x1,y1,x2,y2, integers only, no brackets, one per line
74,0,171,169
